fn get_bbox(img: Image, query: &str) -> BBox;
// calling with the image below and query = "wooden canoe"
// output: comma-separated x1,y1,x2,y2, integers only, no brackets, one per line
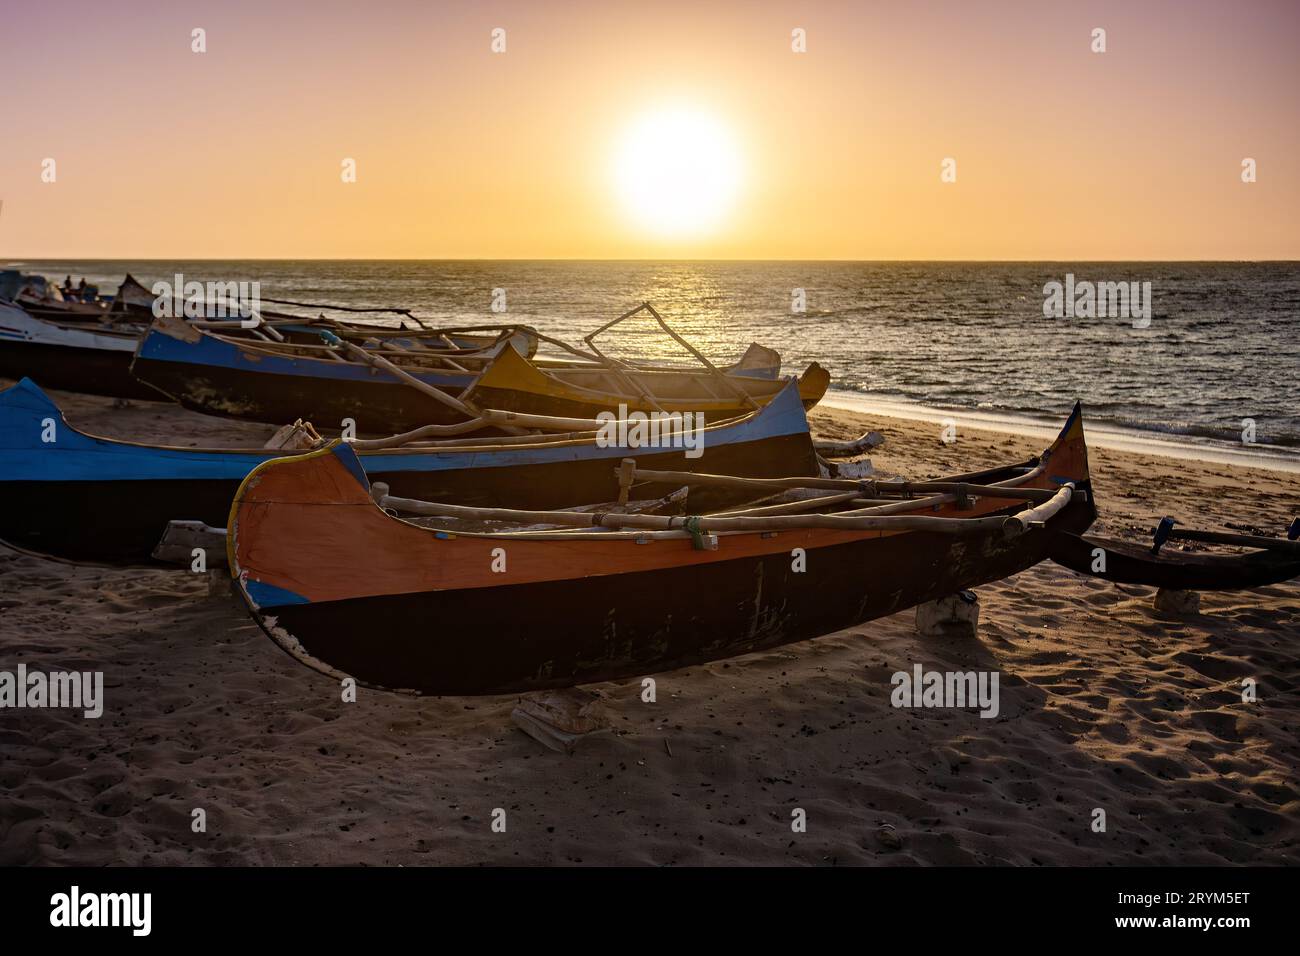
228,403,1095,696
464,339,831,421
0,376,818,565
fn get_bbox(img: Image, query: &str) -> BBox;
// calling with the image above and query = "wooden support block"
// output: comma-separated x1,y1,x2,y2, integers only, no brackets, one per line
1154,588,1200,615
207,568,231,599
510,689,611,754
151,520,228,568
915,590,980,638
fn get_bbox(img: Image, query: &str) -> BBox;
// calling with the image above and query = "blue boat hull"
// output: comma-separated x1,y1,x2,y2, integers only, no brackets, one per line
130,325,475,431
0,378,818,564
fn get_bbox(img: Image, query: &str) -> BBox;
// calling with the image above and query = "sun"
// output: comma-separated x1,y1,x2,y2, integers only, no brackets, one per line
612,107,743,237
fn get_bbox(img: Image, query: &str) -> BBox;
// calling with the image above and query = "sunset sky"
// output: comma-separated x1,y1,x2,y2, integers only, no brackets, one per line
2,0,1297,260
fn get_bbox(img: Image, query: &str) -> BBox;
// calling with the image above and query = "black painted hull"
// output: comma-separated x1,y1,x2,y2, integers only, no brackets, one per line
129,354,471,431
261,496,1096,695
1049,532,1300,590
0,432,817,565
0,341,164,401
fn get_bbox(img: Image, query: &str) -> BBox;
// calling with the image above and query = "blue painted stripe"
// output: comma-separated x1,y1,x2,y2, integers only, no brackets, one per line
136,327,471,388
331,442,371,491
244,578,311,609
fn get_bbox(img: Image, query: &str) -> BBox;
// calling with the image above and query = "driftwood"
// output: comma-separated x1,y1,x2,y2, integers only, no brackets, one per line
832,458,875,479
814,430,885,458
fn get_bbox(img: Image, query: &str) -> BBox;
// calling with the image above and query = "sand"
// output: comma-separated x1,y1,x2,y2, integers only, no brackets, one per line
1,386,1297,866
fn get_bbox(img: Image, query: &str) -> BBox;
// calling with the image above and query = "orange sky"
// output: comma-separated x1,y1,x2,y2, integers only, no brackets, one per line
2,0,1297,259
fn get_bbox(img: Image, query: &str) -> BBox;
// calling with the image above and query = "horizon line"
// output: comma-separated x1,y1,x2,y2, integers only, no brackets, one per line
6,256,1300,265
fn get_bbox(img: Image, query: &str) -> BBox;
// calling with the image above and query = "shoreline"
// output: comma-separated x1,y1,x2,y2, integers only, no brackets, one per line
823,389,1300,475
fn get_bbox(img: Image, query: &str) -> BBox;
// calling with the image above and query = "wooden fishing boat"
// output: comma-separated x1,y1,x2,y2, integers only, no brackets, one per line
1049,518,1300,590
131,311,829,432
228,404,1095,695
0,376,818,565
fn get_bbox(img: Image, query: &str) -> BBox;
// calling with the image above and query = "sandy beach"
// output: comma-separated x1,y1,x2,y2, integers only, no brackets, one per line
1,383,1296,867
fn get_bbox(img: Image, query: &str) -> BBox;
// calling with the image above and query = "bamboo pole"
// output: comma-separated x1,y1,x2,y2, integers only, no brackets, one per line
613,465,1062,502
714,491,877,517
581,302,761,411
376,483,1074,539
327,334,482,418
329,337,673,439
377,493,1022,536
346,399,763,450
641,302,761,411
347,424,596,450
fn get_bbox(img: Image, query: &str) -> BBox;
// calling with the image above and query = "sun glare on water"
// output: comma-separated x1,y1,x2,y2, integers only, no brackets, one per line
612,108,743,238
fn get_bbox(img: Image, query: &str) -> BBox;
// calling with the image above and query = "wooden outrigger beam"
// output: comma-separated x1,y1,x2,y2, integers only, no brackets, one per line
581,302,761,411
1152,517,1300,556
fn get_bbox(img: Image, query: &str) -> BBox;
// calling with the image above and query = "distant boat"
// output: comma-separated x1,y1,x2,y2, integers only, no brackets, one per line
0,270,540,402
0,377,817,565
227,404,1094,695
0,300,161,400
463,335,831,420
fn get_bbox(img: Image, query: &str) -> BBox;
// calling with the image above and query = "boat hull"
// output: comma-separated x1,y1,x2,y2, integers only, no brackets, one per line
0,302,161,400
130,351,472,431
0,340,163,401
259,515,1091,696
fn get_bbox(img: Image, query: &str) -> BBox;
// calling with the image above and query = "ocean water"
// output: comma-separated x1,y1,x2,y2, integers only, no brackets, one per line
10,259,1299,461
